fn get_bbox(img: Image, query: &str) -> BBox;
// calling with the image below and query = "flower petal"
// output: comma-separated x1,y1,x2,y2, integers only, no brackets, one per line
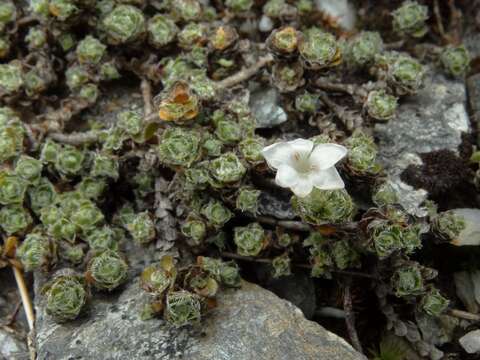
261,142,294,169
291,177,314,197
310,143,348,170
311,167,345,190
275,165,299,188
287,139,314,156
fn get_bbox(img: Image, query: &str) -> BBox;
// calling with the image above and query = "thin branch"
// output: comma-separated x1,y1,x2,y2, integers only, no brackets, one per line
141,78,153,117
48,130,99,145
220,252,377,279
343,279,363,354
384,40,405,50
447,309,480,322
317,91,363,131
216,54,274,89
433,0,448,43
256,216,312,231
12,266,34,331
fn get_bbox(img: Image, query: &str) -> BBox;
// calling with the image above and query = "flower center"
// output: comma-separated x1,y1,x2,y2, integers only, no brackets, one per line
292,152,315,174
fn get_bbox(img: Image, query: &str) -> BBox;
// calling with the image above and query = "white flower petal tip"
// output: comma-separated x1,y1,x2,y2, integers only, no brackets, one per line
262,139,347,197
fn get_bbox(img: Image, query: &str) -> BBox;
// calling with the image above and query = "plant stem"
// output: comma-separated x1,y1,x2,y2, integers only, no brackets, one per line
141,78,153,118
12,266,34,331
48,130,99,145
216,54,274,89
447,309,480,322
343,279,363,354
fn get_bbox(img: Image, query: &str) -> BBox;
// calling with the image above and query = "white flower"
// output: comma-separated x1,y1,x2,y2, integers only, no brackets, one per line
261,139,347,197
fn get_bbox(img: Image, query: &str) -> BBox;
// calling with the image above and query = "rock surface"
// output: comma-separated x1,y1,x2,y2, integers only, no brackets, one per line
459,329,480,354
375,71,469,216
249,87,287,128
0,330,28,360
35,280,366,360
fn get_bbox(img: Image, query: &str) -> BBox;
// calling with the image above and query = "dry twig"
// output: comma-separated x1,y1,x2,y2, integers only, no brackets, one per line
141,78,153,117
215,54,274,89
48,130,99,145
12,266,34,331
343,279,363,354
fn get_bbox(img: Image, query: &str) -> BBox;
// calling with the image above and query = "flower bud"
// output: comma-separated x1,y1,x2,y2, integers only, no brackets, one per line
370,221,403,259
148,14,178,48
177,22,207,50
141,256,176,295
158,127,201,167
392,265,424,297
201,200,232,228
234,222,267,256
209,152,246,184
0,205,32,235
0,37,10,58
236,188,261,214
267,26,299,56
49,0,79,21
239,137,265,164
432,210,465,243
0,2,16,32
297,0,313,13
299,28,341,69
278,233,293,247
0,61,23,95
198,256,242,287
271,60,305,93
57,33,76,51
345,31,383,69
28,178,57,215
25,27,47,49
87,250,128,291
76,177,107,200
59,242,84,265
420,287,449,316
388,55,425,96
172,0,202,22
372,182,398,207
40,139,61,164
202,136,223,157
99,61,120,81
225,0,253,13
79,83,99,104
331,240,360,270
15,155,43,184
17,233,52,272
76,36,106,65
91,153,119,180
184,163,210,190
65,65,90,91
210,25,238,52
55,145,86,176
29,0,49,18
158,82,199,123
392,1,429,38
365,90,398,121
263,0,292,19
72,201,104,233
440,45,470,78
165,290,201,327
344,131,380,174
43,274,88,322
85,226,119,252
186,270,219,297
292,188,355,225
0,172,28,205
102,5,146,45
295,92,319,113
181,217,207,246
271,253,291,278
125,211,156,244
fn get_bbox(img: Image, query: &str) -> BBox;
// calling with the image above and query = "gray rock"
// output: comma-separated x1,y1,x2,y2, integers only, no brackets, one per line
250,87,287,128
258,191,296,220
375,72,470,216
35,280,365,360
454,271,479,313
315,0,356,31
452,208,480,246
460,329,480,354
0,330,28,360
467,74,480,123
